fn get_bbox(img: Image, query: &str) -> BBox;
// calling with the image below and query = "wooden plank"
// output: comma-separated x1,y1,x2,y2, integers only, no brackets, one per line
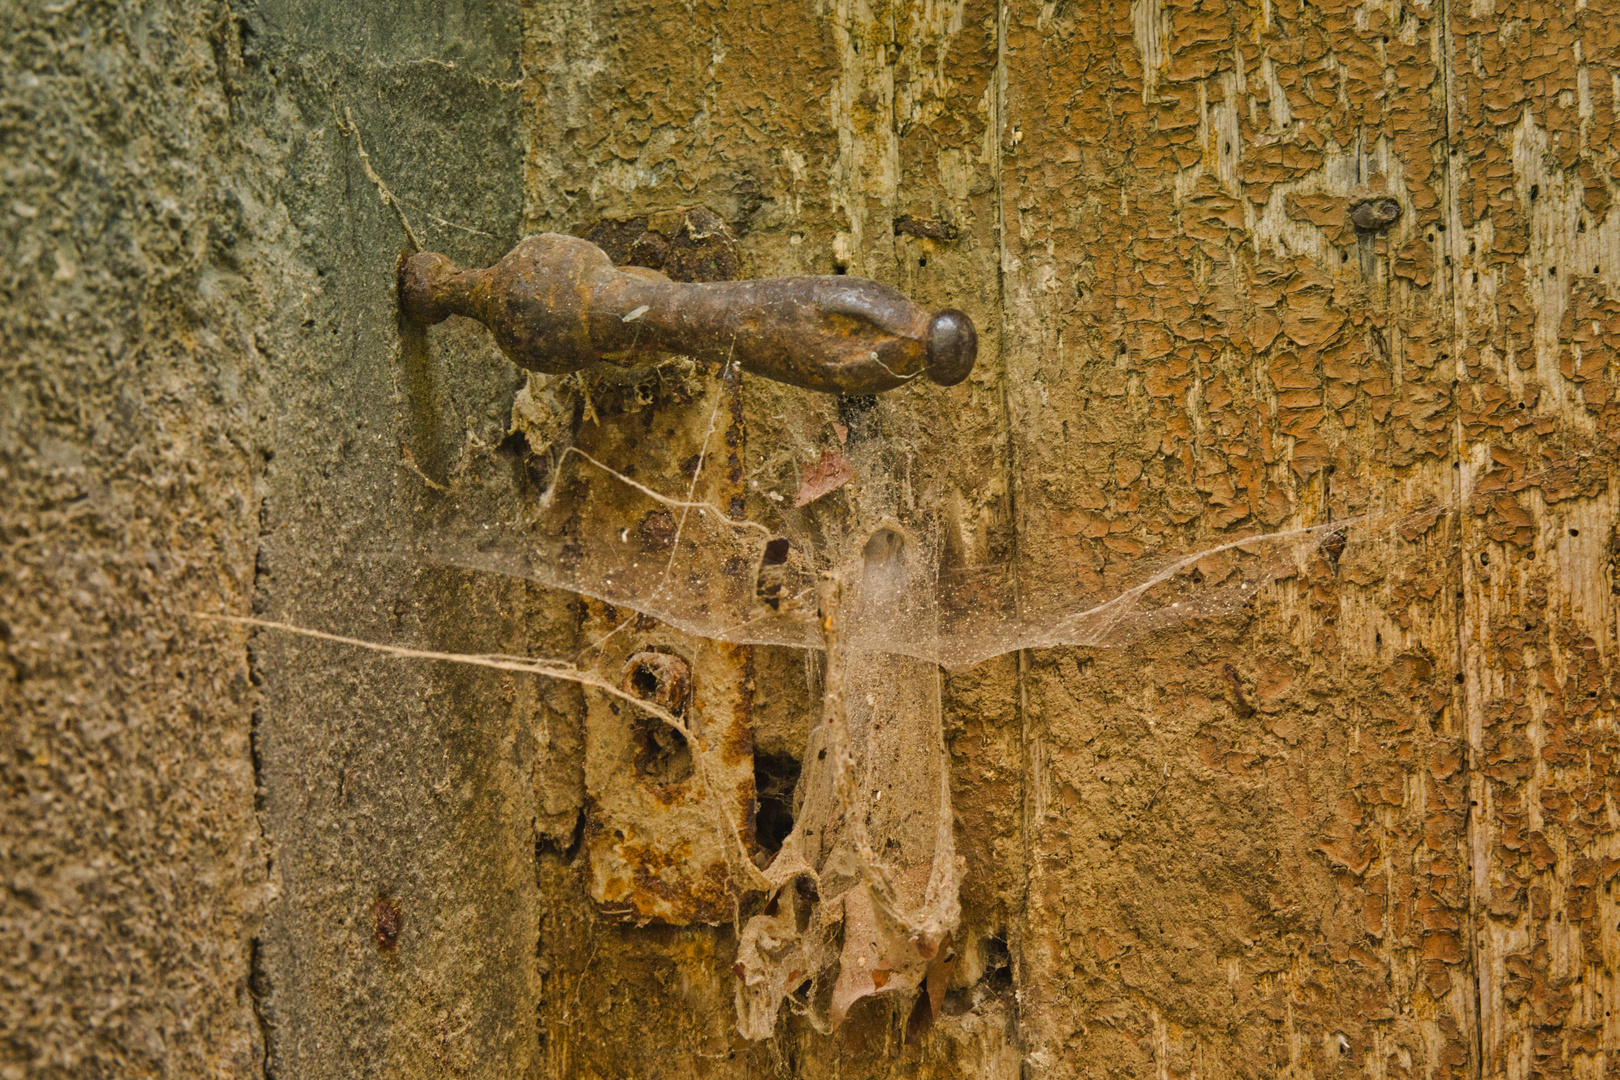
997,0,1475,1074
781,3,1023,1062
1445,1,1620,1077
524,0,1020,1071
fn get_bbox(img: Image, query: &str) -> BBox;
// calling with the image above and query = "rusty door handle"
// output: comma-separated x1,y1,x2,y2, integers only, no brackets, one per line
398,234,976,395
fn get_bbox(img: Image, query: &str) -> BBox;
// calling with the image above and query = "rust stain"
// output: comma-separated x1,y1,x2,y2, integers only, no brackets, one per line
574,352,758,928
372,896,402,953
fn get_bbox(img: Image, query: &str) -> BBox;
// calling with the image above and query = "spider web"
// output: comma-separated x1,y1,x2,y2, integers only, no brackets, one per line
401,423,1449,1038
200,334,1480,1039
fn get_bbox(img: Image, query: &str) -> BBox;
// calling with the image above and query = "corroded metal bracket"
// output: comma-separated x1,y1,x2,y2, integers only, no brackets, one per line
398,233,976,395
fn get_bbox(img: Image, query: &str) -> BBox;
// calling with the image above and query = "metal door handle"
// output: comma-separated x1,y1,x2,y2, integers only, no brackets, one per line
398,234,976,395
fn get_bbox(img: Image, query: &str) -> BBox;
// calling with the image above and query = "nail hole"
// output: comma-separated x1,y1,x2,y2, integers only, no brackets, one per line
761,537,790,565
833,263,848,275
918,256,928,267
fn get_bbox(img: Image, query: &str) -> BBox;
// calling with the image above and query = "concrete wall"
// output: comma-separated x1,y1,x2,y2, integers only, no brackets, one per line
4,1,548,1075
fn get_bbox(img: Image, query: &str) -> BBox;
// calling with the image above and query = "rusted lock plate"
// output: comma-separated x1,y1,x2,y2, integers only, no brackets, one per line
580,615,756,925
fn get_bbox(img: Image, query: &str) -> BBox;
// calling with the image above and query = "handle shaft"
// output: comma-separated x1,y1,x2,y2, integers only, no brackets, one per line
399,234,976,395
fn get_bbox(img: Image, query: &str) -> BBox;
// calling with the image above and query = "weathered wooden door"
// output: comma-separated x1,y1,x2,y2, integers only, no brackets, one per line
502,2,1620,1078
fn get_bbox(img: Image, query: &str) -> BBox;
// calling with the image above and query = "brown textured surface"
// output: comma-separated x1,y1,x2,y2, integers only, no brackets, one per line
10,0,1620,1075
520,0,1615,1074
6,0,549,1076
1449,3,1620,1078
998,0,1476,1074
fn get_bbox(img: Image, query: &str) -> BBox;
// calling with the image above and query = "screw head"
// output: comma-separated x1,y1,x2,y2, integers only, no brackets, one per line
1349,198,1402,232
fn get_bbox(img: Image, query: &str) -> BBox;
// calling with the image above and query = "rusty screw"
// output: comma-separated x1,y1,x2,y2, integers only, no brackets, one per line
398,234,977,395
1349,197,1402,232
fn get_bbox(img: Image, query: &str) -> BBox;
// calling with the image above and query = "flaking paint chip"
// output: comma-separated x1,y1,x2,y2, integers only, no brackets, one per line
795,447,853,508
